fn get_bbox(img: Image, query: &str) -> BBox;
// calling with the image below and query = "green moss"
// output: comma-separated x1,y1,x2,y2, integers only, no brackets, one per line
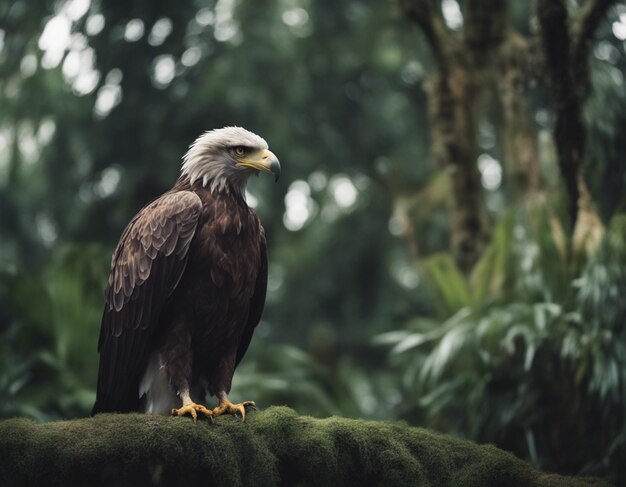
0,406,612,487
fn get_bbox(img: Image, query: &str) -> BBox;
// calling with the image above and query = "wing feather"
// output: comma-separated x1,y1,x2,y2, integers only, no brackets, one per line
93,190,202,414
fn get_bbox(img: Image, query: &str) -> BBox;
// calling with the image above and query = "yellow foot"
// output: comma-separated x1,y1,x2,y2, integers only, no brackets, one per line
171,402,214,423
212,399,256,421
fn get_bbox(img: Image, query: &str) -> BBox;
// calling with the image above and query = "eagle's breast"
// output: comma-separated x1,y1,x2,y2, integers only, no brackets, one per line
179,186,262,343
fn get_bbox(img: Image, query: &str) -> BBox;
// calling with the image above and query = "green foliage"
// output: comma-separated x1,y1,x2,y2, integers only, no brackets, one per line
0,244,108,420
378,211,626,476
423,253,475,316
586,59,626,219
0,407,611,487
233,344,400,420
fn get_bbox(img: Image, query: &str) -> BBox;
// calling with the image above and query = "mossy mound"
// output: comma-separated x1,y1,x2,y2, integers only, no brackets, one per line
0,406,612,487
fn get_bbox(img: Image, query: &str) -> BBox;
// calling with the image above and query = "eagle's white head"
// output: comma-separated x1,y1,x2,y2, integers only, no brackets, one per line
181,126,281,194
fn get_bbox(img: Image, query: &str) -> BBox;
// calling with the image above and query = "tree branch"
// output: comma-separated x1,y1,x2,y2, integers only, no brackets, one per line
0,407,609,486
396,0,455,69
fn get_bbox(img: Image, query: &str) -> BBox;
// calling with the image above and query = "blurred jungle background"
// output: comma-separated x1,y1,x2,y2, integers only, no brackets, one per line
1,0,625,481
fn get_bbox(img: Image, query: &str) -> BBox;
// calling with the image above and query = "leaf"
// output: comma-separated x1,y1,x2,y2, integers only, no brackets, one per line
372,331,411,346
471,210,515,302
420,322,472,384
391,333,429,354
423,253,474,316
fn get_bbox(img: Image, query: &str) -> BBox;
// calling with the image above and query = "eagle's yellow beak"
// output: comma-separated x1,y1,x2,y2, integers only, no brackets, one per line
237,149,281,182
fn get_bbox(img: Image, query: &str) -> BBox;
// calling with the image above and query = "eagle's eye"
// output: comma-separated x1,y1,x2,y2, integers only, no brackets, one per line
234,147,246,157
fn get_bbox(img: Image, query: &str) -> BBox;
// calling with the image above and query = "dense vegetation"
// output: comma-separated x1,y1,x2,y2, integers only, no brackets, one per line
0,0,624,483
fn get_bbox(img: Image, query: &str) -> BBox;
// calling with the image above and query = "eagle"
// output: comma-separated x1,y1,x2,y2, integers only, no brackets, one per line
92,126,280,421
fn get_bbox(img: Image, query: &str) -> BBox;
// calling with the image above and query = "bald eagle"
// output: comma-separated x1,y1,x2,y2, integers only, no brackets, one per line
92,127,280,421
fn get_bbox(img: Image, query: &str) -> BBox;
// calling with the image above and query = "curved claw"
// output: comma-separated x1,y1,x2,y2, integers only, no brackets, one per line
171,402,214,423
238,401,257,421
213,399,257,422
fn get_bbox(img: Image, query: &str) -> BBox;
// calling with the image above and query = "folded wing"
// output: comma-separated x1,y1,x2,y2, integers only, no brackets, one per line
93,191,202,413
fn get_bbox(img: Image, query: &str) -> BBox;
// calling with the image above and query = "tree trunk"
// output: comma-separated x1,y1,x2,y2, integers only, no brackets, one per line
496,32,542,198
536,0,612,255
426,68,487,271
398,0,613,266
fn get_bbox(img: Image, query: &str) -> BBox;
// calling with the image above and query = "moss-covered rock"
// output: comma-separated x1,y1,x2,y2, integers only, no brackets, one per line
0,406,612,487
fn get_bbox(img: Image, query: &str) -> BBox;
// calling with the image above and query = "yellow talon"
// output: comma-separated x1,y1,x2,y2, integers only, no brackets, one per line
171,402,214,423
212,399,256,421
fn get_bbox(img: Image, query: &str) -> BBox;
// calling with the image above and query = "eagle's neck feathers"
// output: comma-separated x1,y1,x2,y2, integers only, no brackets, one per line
180,126,268,198
181,151,248,197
